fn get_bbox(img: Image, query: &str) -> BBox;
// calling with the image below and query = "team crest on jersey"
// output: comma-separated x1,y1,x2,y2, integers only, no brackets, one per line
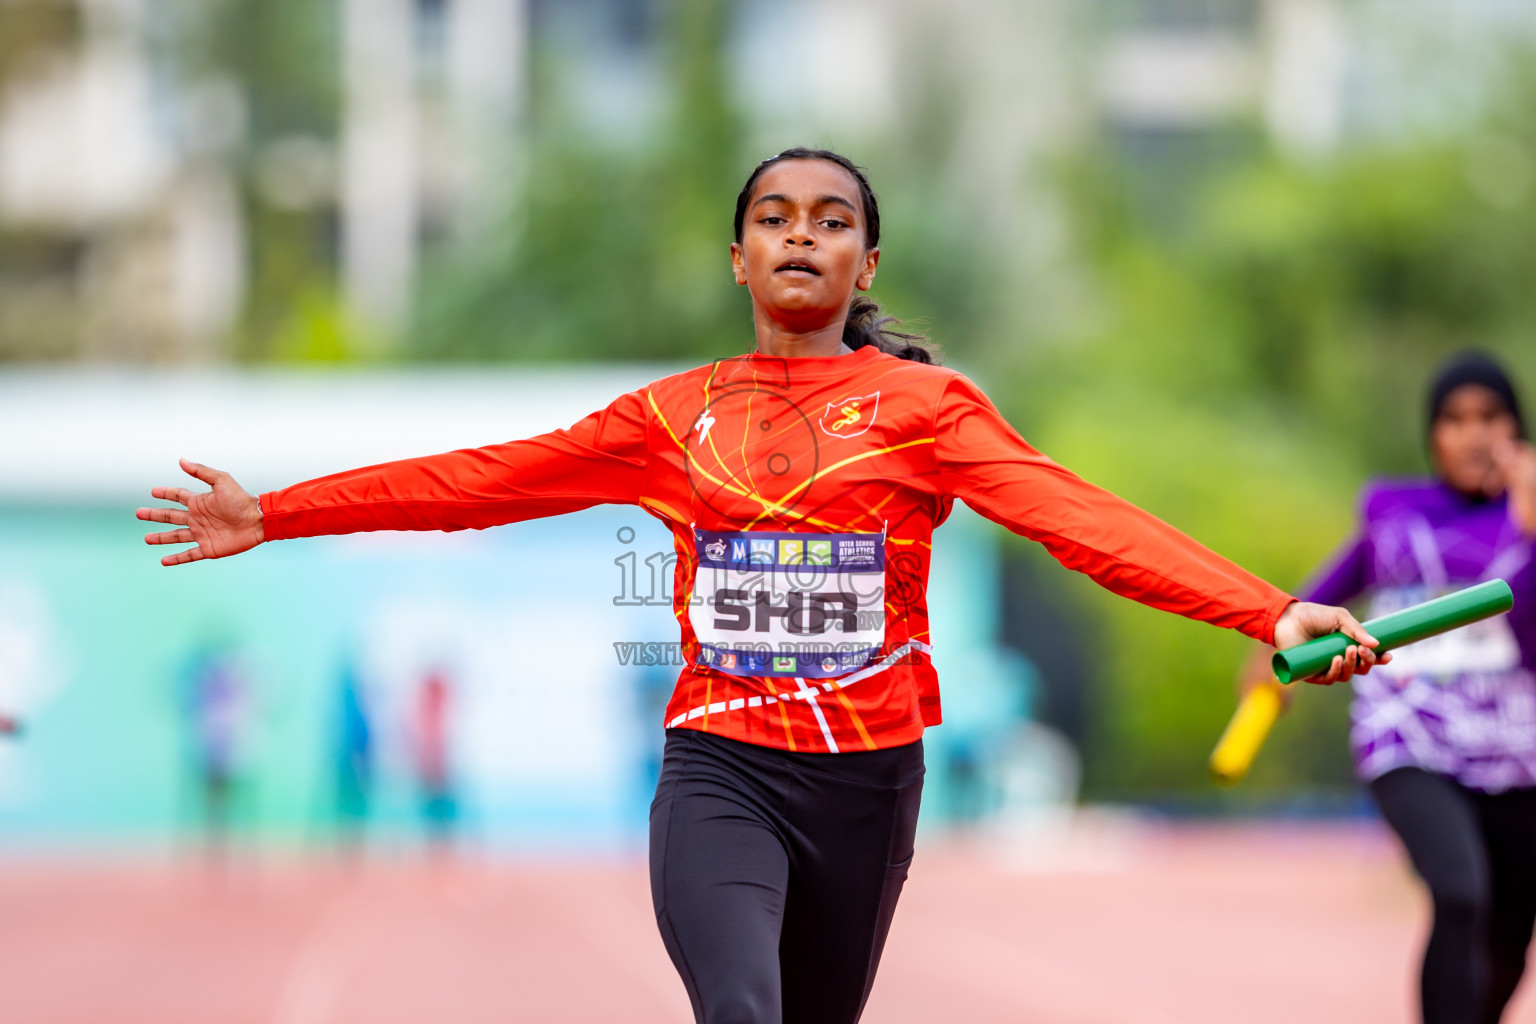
818,392,879,438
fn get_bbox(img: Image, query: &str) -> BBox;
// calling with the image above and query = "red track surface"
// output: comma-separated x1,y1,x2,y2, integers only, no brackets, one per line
4,821,1535,1023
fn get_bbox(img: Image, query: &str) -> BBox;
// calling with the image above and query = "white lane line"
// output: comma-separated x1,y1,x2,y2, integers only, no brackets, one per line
269,875,394,1024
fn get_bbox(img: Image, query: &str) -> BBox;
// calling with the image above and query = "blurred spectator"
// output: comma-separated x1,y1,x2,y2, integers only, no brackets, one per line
635,659,675,799
413,668,457,851
180,639,252,861
333,655,373,852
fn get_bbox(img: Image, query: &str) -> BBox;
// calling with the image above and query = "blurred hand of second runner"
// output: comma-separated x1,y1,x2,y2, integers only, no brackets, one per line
1272,601,1391,685
1493,438,1536,536
1237,642,1293,708
136,459,264,566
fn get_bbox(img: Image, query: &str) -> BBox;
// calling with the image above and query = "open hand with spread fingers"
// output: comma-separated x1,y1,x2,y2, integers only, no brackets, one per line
136,458,264,566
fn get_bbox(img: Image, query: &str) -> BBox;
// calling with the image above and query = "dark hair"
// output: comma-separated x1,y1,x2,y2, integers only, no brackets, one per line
733,147,936,364
1427,349,1526,439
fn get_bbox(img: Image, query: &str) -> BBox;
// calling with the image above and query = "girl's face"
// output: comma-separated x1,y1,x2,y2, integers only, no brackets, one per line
731,159,879,333
1431,384,1520,496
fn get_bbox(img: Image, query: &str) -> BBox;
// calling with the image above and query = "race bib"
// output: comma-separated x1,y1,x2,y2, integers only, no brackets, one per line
1371,585,1523,682
690,528,886,678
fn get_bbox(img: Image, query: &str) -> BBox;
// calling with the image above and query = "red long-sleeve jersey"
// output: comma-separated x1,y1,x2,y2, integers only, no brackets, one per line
261,346,1294,753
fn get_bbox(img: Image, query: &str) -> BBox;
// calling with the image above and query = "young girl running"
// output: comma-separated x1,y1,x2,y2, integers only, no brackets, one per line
1282,352,1536,1024
139,148,1383,1024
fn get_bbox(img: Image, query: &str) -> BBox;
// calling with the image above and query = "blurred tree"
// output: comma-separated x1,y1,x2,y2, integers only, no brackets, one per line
1010,73,1536,801
173,0,343,362
405,0,1006,366
407,0,748,362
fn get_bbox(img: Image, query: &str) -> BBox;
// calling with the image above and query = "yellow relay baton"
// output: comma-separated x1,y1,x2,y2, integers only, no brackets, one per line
1209,680,1285,785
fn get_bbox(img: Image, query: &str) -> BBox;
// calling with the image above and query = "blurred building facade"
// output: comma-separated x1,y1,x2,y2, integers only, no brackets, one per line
9,0,1535,364
0,0,527,361
0,0,232,361
1094,0,1536,222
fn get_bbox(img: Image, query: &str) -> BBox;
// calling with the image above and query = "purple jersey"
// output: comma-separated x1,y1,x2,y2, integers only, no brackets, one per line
1302,480,1536,792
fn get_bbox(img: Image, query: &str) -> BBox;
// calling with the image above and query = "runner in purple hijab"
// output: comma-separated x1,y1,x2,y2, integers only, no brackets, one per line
1284,352,1536,1024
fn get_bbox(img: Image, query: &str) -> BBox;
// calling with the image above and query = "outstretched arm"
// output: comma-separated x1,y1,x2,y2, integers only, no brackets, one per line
138,388,651,565
931,374,1384,683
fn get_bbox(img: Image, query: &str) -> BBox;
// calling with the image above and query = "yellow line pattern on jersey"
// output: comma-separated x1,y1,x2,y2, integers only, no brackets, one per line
763,678,797,750
738,388,761,499
648,389,851,530
743,437,936,528
704,424,732,483
827,681,877,750
851,487,900,529
646,368,939,752
649,390,686,449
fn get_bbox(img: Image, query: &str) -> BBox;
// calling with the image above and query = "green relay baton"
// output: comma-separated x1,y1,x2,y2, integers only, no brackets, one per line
1272,579,1514,684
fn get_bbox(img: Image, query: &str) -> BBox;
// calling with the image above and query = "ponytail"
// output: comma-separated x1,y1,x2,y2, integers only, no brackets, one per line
842,295,935,364
735,147,940,364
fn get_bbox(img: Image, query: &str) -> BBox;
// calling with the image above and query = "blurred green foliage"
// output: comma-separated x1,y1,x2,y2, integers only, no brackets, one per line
405,1,1001,366
411,0,747,362
171,0,341,362
1012,97,1536,800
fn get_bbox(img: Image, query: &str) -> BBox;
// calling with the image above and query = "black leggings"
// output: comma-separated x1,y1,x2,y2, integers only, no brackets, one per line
1370,768,1536,1024
649,728,924,1024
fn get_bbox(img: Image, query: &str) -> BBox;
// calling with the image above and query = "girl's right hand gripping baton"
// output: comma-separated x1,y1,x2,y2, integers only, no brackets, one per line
1212,579,1515,786
1270,579,1514,684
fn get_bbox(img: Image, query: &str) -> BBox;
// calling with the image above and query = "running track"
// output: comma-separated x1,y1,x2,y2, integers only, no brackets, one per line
4,821,1534,1023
